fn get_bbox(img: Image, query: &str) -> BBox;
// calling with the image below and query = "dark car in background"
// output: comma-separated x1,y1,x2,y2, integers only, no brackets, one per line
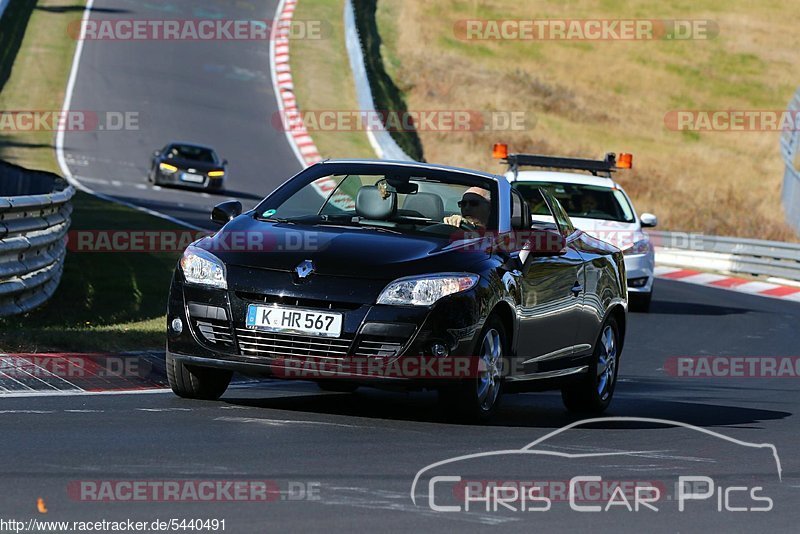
165,160,627,420
148,142,227,191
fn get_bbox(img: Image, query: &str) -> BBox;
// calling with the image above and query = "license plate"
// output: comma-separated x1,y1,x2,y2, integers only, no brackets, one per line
245,304,342,338
181,172,204,183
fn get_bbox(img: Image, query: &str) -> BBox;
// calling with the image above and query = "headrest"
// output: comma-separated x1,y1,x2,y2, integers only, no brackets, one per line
403,192,444,220
356,185,397,220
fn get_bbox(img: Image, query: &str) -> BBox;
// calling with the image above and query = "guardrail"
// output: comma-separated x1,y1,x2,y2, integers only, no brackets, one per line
0,162,75,317
781,87,800,233
343,0,414,161
651,231,800,283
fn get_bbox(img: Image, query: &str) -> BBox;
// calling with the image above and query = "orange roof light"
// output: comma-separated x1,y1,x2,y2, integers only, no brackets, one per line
492,143,508,160
617,153,633,169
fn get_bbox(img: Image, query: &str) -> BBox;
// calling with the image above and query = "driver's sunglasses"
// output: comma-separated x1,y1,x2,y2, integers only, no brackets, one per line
458,199,487,208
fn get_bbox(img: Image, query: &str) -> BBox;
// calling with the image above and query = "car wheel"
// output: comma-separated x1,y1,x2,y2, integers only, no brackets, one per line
561,316,620,413
316,381,359,393
166,354,232,400
440,316,506,422
629,291,652,313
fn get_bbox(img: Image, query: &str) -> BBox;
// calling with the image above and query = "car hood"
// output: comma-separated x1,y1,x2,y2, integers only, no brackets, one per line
196,216,491,281
569,217,644,249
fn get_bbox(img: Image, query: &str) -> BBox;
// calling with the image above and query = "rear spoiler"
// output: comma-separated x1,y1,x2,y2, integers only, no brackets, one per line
492,144,632,178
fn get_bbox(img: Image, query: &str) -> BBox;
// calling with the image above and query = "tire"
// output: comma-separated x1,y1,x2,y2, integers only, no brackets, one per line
439,316,506,422
316,381,359,393
166,354,232,400
629,291,652,313
561,316,620,413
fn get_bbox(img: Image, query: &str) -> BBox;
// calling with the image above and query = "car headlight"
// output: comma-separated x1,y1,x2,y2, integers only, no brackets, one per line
377,273,479,306
623,235,652,255
180,246,227,289
208,170,225,178
159,162,178,174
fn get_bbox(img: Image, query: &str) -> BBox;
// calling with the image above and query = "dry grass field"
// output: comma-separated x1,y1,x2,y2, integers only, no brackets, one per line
373,0,800,239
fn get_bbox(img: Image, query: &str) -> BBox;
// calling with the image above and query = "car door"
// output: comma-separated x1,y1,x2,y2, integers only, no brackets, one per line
514,188,587,377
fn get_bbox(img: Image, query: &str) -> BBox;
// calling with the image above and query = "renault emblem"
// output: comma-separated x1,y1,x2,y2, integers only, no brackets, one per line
295,260,314,279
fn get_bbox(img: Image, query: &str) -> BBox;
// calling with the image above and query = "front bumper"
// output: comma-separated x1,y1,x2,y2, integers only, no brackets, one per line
157,170,224,190
166,268,486,385
624,250,655,293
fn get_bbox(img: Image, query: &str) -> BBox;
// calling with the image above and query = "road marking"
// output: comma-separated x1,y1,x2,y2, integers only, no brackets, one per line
0,410,57,414
215,416,359,428
136,408,193,412
0,388,172,399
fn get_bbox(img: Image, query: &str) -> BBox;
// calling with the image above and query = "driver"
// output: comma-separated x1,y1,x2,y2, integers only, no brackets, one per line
444,187,491,229
580,193,599,214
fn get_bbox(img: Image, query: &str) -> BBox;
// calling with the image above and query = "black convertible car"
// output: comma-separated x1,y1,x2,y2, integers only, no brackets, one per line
166,160,627,420
148,142,227,191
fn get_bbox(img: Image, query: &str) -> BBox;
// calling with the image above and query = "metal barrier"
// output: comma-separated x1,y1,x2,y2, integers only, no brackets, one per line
651,231,800,282
0,162,75,317
343,0,413,161
781,88,800,233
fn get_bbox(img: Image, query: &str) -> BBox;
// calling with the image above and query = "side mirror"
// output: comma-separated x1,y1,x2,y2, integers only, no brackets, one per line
153,150,160,157
211,200,242,225
222,159,229,166
525,228,567,257
640,213,658,228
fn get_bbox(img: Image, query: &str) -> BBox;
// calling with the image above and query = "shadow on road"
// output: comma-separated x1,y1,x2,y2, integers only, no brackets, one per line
647,300,751,316
35,5,131,13
222,382,790,429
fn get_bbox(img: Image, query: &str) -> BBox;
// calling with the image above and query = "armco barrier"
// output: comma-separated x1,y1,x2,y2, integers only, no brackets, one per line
344,0,413,161
0,161,74,317
781,87,800,233
651,231,800,282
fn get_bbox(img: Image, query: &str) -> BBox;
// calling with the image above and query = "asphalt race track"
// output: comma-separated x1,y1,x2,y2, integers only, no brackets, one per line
2,280,800,531
12,0,800,531
60,0,301,229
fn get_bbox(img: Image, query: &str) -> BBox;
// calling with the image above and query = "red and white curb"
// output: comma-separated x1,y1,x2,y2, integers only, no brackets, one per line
656,266,800,302
269,0,354,208
270,0,321,167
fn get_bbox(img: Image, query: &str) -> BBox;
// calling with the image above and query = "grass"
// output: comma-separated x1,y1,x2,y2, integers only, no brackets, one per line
289,0,375,160
0,0,78,172
366,0,800,240
0,0,185,352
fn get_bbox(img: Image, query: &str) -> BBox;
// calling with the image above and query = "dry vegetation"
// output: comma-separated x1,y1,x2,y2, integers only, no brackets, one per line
374,0,800,239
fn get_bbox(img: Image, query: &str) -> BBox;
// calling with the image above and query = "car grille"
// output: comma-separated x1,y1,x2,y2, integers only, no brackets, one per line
235,292,362,311
194,320,235,348
353,338,405,358
235,329,355,360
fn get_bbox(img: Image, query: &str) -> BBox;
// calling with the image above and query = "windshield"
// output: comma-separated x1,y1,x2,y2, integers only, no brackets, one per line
258,173,497,236
513,182,635,223
166,144,217,163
